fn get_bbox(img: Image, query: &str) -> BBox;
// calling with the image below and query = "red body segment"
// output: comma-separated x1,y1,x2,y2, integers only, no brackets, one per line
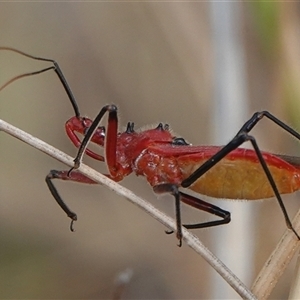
66,116,300,201
135,145,300,200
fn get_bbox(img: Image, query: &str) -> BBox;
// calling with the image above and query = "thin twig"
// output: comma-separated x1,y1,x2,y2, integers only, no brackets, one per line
288,248,300,299
251,210,300,299
0,118,256,299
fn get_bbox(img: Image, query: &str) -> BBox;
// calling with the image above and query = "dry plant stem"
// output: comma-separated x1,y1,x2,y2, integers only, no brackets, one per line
252,211,300,299
289,251,300,299
0,119,257,299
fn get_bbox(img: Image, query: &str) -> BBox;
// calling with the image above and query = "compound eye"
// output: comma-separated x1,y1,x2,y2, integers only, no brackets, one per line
172,137,189,146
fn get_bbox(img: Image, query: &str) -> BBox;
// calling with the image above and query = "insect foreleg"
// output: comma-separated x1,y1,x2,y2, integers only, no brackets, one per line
70,104,118,172
45,170,98,231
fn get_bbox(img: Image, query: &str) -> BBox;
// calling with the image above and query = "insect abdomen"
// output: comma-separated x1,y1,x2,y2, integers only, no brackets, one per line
179,152,300,200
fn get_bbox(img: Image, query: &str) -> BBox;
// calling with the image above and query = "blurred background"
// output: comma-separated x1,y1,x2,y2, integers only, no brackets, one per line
1,2,300,299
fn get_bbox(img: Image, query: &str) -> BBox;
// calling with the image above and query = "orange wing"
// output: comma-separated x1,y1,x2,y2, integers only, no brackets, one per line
177,148,300,200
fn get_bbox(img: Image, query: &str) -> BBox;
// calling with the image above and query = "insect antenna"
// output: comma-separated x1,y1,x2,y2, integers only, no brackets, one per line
0,47,80,117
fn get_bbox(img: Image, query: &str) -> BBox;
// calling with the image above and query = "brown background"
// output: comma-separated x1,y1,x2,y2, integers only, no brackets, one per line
1,2,300,299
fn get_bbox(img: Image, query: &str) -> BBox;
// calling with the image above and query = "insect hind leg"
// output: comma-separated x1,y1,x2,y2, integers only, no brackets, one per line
181,111,300,240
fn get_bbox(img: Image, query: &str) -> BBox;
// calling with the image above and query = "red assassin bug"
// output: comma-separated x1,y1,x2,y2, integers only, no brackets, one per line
1,47,300,247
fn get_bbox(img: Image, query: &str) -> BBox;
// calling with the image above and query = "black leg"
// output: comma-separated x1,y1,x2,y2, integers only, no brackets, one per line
181,111,300,239
153,184,231,246
153,184,183,247
179,191,230,229
45,169,97,231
